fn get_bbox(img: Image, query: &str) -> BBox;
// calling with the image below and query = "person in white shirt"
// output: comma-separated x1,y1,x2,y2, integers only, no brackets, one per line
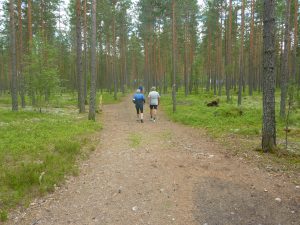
148,86,160,122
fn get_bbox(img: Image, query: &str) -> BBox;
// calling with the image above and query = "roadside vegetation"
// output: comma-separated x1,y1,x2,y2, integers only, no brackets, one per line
0,92,122,221
162,89,300,169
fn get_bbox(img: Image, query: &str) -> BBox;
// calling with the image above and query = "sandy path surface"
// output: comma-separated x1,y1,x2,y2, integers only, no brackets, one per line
7,97,300,225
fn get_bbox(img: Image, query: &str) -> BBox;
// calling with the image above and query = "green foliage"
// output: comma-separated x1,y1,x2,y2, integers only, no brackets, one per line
0,95,11,105
0,210,8,222
162,90,300,147
24,36,61,108
0,91,125,214
100,92,123,104
0,107,101,213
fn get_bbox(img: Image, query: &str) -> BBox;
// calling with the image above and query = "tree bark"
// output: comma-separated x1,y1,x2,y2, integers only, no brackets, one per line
27,0,35,105
184,12,189,96
225,0,232,102
172,0,177,112
206,26,211,92
291,0,298,83
112,1,117,100
10,0,18,111
89,0,97,121
144,38,149,91
17,0,25,108
83,0,88,104
218,15,223,97
262,0,276,152
120,9,127,94
27,0,32,49
249,0,255,96
238,0,245,106
280,0,291,118
105,32,111,92
76,0,85,113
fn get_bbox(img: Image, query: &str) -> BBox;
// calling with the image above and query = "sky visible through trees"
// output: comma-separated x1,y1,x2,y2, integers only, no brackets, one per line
0,0,205,29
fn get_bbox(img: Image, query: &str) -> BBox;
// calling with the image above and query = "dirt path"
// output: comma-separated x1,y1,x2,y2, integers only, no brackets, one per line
7,97,300,225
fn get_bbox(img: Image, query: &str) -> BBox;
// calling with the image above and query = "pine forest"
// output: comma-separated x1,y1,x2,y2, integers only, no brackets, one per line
0,0,299,223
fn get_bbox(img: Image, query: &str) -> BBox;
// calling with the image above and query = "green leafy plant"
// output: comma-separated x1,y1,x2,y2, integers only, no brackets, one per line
0,210,8,222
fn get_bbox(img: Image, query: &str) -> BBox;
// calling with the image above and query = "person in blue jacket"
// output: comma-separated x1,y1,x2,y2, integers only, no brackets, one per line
133,89,145,123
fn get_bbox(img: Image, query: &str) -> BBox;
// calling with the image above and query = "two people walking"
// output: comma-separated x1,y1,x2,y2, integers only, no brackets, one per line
132,86,160,123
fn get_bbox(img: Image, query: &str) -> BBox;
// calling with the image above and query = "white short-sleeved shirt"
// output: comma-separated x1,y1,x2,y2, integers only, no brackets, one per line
148,91,160,105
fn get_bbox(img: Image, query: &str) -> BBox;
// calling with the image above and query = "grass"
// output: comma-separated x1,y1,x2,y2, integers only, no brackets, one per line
0,91,123,109
128,133,142,148
0,108,101,218
162,89,300,169
100,92,124,104
0,92,117,221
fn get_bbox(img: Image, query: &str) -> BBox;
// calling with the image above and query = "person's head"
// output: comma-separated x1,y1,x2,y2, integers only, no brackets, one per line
136,89,141,93
151,86,156,91
138,86,143,92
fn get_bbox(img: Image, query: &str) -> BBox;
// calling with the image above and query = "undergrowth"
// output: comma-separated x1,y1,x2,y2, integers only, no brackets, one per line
0,108,101,219
162,90,300,169
0,91,123,109
0,92,107,221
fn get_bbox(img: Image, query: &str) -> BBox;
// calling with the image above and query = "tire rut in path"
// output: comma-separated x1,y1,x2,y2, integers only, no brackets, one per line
8,97,300,225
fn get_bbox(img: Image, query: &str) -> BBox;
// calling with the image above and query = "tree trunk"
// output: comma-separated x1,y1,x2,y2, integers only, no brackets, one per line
148,24,153,90
144,39,149,91
172,0,177,112
262,0,276,152
206,26,211,92
184,12,189,96
27,0,35,105
238,0,245,106
225,0,232,102
10,0,18,111
27,0,32,49
89,0,97,121
17,0,25,108
280,0,291,118
291,0,298,83
83,0,88,104
189,39,195,94
218,15,223,97
120,13,127,94
249,0,255,96
76,0,85,113
105,32,111,92
112,2,117,100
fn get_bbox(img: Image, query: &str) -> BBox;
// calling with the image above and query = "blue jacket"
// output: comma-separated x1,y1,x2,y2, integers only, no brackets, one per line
133,93,145,105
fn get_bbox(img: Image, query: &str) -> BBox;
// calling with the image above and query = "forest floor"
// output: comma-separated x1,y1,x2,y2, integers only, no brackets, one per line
6,96,300,225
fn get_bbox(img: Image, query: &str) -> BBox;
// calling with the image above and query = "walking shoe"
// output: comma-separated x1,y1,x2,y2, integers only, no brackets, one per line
141,119,144,123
